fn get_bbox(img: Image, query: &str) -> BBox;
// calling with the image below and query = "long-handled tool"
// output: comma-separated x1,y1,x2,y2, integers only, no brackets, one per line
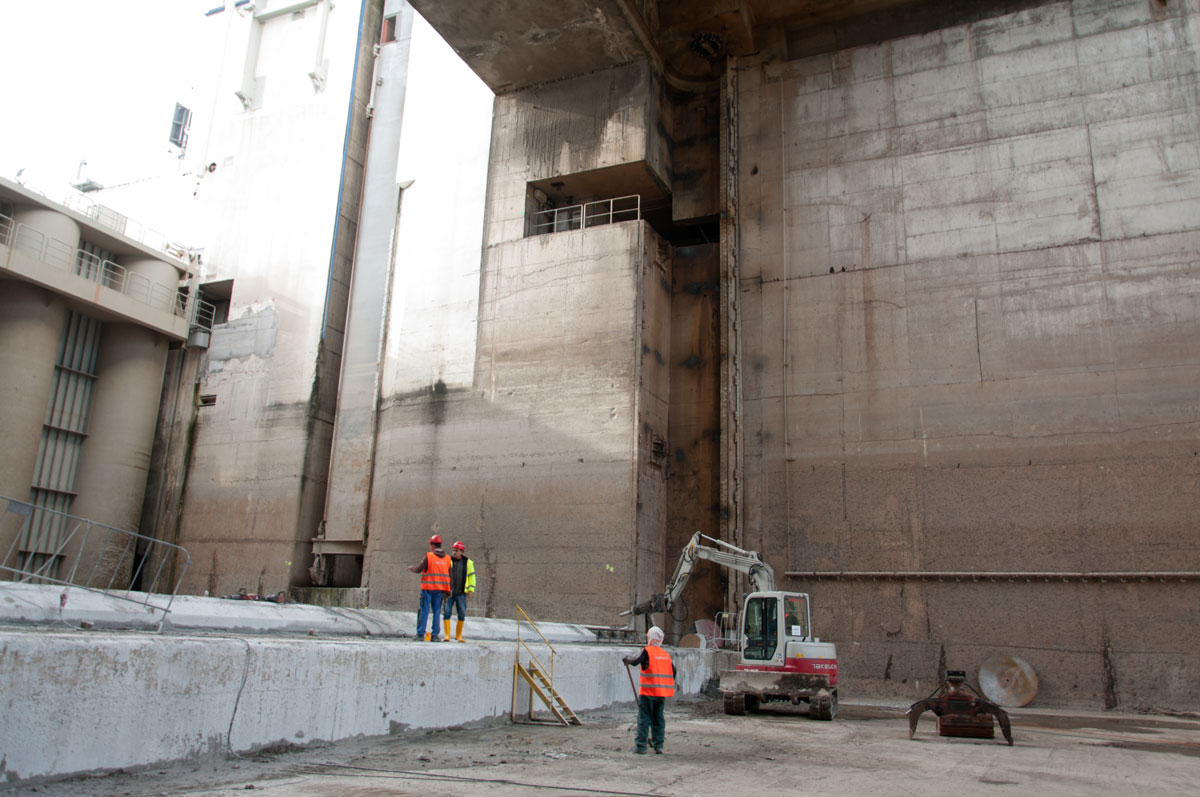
624,662,640,701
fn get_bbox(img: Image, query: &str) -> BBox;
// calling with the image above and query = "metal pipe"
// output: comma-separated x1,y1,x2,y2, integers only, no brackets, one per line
785,570,1199,583
365,42,382,117
253,0,319,22
308,0,332,90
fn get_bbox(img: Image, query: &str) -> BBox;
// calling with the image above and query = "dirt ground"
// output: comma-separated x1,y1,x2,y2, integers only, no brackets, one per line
11,699,1200,796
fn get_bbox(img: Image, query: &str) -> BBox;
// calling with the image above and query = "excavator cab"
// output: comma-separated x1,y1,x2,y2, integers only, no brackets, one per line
741,592,816,664
723,591,838,719
742,594,777,660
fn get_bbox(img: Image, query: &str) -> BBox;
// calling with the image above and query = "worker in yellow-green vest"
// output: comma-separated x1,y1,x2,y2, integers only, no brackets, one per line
441,540,476,642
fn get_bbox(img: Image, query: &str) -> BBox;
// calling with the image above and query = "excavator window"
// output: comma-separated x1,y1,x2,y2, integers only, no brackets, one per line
784,595,808,639
743,596,777,661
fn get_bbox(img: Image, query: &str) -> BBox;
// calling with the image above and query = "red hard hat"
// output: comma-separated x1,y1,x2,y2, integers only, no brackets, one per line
429,534,443,545
452,541,466,551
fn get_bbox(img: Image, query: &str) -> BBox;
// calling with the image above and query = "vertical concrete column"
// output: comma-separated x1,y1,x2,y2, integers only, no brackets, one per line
71,324,169,587
0,280,65,507
10,208,81,269
121,256,183,314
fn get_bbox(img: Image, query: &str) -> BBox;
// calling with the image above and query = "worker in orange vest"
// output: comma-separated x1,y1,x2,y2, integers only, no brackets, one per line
622,626,676,754
408,534,452,641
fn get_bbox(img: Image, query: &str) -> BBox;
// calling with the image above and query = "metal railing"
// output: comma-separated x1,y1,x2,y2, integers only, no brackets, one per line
4,179,185,255
191,293,218,331
60,190,173,255
0,495,191,625
714,610,740,650
529,194,641,236
0,211,206,324
512,604,580,725
515,603,557,684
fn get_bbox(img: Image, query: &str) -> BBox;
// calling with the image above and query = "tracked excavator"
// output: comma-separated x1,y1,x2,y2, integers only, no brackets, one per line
624,531,839,720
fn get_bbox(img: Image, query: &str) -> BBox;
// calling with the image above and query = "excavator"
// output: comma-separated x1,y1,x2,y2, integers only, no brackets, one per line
624,531,839,720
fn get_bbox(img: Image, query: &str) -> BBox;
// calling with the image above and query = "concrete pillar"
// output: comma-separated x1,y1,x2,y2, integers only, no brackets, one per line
0,280,65,515
11,208,81,269
121,256,182,314
71,324,169,587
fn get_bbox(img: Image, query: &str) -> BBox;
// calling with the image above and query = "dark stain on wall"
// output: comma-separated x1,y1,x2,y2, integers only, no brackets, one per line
206,551,219,597
1102,637,1119,709
683,280,718,295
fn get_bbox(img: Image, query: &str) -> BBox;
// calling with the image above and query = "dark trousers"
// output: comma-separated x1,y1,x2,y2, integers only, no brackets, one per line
635,695,665,751
442,593,467,621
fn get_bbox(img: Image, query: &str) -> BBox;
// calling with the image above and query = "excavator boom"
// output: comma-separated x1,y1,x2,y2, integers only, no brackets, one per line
625,532,776,616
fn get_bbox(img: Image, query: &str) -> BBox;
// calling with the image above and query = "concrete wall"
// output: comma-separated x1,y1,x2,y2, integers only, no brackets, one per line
634,231,672,615
483,60,662,245
365,222,663,623
359,55,677,621
736,0,1200,710
665,243,724,639
171,0,379,598
0,627,711,785
167,2,496,599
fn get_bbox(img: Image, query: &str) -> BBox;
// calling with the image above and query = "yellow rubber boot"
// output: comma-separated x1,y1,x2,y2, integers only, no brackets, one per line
443,619,452,641
423,632,431,642
455,620,465,642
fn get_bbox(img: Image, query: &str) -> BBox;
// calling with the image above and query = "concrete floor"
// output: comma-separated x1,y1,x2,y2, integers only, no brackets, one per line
17,699,1199,796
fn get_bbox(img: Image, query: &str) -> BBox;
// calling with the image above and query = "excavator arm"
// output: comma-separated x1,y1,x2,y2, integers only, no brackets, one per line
623,531,776,616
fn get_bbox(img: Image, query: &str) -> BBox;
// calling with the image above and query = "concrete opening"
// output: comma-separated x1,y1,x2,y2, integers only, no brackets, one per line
526,165,718,247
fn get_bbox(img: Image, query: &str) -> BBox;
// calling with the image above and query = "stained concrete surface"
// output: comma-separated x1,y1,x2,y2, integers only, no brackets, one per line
19,699,1200,796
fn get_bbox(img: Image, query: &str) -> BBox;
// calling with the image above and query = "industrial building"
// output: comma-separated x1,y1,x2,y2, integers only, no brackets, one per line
3,0,1198,715
0,177,212,591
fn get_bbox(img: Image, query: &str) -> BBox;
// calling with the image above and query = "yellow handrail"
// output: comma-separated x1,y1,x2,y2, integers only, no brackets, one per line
515,603,556,682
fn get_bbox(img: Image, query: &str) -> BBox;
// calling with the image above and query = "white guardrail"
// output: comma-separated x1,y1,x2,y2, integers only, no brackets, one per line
0,211,215,328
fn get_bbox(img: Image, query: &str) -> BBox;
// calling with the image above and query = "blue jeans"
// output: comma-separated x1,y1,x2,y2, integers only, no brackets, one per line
442,593,467,621
417,590,445,638
635,695,665,751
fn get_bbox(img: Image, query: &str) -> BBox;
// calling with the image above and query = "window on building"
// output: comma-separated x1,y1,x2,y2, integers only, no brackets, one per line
382,14,398,43
169,103,192,155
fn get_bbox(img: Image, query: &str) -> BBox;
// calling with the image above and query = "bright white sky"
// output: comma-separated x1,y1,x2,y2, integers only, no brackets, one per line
0,1,214,193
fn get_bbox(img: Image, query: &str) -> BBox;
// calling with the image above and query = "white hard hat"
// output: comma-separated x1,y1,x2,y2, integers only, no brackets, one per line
646,626,664,643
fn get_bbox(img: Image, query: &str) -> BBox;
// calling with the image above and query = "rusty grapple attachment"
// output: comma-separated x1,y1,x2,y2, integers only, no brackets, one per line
907,670,1013,745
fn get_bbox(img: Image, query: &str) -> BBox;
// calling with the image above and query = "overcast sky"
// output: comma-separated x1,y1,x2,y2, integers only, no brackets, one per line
0,1,213,193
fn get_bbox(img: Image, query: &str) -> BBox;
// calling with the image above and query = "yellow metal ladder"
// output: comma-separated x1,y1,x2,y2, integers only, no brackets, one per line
511,604,581,726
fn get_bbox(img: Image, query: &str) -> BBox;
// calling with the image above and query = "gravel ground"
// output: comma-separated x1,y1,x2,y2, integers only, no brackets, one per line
10,699,1200,796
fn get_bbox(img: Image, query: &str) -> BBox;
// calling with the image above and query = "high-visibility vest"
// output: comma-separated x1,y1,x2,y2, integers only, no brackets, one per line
421,552,451,592
639,645,675,697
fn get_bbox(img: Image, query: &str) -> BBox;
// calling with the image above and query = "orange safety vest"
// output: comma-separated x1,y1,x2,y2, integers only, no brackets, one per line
639,645,675,697
420,552,452,592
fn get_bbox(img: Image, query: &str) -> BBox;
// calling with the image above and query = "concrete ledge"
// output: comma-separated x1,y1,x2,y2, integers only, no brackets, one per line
0,584,707,784
0,583,598,643
0,628,713,785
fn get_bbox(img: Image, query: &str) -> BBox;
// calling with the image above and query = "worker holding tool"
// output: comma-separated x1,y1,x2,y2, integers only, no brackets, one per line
441,540,476,642
622,626,676,754
408,534,451,641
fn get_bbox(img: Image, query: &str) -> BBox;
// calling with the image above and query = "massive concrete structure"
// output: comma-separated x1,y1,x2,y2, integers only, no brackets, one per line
0,178,204,587
394,0,1200,710
51,0,1194,712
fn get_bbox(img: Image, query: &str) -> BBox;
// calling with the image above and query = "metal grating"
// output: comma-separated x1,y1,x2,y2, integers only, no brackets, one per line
24,312,102,577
